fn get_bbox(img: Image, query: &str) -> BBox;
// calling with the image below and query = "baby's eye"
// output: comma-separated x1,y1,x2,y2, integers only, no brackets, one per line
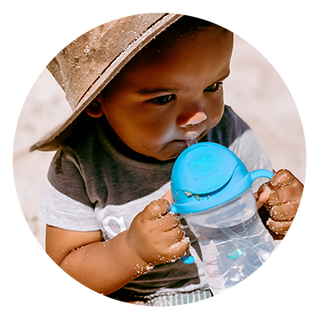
148,94,175,105
204,82,223,93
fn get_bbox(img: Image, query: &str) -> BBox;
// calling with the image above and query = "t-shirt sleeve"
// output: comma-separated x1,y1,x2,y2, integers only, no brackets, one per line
36,146,100,231
229,129,273,192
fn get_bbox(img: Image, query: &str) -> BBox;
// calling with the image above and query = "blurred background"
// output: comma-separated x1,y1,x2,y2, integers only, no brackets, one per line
13,34,306,249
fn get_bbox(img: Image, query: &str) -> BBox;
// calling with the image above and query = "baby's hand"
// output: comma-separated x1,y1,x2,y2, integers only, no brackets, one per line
127,198,189,266
255,169,304,238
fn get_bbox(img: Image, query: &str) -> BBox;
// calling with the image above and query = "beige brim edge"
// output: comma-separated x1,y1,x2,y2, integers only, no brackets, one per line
30,13,183,152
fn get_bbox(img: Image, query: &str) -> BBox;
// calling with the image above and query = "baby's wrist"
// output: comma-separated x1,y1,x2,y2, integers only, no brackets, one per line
123,230,155,273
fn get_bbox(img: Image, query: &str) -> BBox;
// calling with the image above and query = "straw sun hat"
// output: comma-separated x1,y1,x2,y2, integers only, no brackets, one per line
30,13,183,152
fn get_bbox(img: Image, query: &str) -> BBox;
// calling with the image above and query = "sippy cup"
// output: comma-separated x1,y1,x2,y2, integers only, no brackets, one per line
170,142,276,295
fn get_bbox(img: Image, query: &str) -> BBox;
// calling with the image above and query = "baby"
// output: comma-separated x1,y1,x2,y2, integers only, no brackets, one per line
33,13,303,305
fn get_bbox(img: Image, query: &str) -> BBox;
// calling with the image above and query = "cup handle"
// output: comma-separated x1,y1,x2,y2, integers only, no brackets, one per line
181,255,195,264
249,169,274,182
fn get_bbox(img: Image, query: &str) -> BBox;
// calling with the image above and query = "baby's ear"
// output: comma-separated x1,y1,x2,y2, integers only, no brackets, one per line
85,100,104,118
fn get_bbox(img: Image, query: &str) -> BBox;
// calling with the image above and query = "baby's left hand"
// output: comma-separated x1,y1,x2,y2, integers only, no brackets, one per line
255,169,304,238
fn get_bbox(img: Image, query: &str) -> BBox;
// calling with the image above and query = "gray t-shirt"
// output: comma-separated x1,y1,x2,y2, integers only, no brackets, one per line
37,105,272,301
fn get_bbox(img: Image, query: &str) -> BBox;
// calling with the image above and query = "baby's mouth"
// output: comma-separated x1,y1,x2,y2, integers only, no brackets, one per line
182,130,207,145
170,131,206,152
172,137,198,145
185,139,198,147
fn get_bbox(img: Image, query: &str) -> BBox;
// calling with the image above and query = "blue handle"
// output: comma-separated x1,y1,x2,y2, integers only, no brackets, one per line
249,169,274,182
181,255,194,264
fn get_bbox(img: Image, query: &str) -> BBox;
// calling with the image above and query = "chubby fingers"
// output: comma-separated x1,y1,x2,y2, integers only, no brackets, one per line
255,169,296,206
164,236,190,263
155,211,181,232
261,169,303,238
267,179,303,206
266,169,303,218
266,219,292,237
269,169,296,189
141,199,171,221
268,201,299,221
162,189,173,204
255,184,271,209
142,199,190,263
141,198,183,237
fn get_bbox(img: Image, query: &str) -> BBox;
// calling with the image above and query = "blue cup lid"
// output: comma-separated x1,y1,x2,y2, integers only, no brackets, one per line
170,142,273,214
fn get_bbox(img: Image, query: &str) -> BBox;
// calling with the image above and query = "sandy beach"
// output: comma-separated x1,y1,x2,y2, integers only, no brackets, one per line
13,34,306,249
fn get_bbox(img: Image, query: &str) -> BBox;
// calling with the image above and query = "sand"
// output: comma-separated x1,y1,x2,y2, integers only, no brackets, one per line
12,35,306,249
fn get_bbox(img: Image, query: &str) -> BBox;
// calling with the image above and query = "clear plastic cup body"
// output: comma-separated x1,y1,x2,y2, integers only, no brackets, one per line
184,189,276,294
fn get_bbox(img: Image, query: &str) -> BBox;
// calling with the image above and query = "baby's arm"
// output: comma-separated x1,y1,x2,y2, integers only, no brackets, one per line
46,225,143,294
46,198,189,295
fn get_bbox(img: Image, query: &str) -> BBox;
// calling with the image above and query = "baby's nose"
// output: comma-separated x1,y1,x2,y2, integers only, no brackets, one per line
179,111,207,128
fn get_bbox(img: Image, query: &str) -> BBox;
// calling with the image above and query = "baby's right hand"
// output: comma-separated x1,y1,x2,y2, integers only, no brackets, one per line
127,199,189,266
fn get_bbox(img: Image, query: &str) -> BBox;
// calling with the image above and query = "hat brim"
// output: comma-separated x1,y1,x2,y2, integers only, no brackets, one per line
30,13,182,152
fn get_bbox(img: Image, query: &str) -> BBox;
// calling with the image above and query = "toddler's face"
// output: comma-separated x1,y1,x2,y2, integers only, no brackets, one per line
96,27,233,161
